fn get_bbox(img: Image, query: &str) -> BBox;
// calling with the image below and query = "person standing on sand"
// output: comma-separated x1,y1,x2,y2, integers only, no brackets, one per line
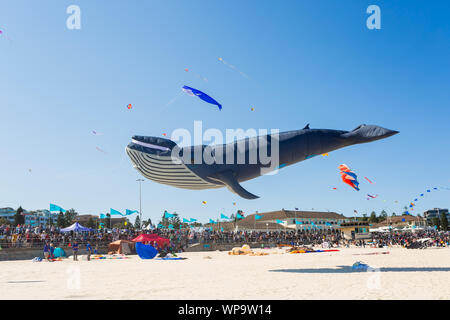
43,242,52,262
72,241,79,261
86,241,92,261
49,243,55,259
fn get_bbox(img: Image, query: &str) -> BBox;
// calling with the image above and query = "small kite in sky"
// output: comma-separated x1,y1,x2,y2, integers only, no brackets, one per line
322,153,329,156
184,68,208,82
218,57,249,78
332,187,337,190
127,104,132,110
251,107,255,111
96,146,107,153
92,130,103,135
367,194,378,198
202,201,207,205
162,133,167,137
339,164,360,191
0,27,12,43
232,202,236,205
182,86,222,110
364,177,374,184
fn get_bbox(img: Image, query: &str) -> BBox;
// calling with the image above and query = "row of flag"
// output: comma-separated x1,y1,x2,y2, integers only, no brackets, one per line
49,204,139,219
163,210,246,224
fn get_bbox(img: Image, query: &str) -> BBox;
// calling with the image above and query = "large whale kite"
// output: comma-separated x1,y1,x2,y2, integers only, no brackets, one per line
126,124,398,199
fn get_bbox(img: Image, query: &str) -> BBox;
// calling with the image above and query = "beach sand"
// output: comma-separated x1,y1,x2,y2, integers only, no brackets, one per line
1,247,449,300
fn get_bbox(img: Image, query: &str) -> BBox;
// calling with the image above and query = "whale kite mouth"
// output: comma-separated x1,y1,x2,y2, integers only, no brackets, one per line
131,139,171,152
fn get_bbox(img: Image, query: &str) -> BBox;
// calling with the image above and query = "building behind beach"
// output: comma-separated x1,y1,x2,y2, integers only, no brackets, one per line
0,207,57,226
424,208,449,225
209,209,350,232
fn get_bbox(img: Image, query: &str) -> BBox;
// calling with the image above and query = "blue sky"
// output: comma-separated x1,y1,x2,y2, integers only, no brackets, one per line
1,0,449,223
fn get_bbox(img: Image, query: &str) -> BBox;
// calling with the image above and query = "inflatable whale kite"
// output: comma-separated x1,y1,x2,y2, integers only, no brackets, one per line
126,124,398,199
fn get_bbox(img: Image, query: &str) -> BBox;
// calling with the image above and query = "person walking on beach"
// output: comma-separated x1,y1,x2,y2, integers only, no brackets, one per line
72,240,79,261
86,241,92,261
43,242,52,262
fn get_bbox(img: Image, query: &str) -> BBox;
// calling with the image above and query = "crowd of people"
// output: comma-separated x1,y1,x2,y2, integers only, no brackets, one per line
1,223,449,254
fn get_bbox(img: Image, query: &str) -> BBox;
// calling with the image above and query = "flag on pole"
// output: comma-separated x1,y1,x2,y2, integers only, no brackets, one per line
164,211,175,218
183,218,190,223
110,208,123,216
255,214,263,220
190,218,197,222
236,213,243,219
220,213,229,219
126,209,138,216
209,219,217,224
99,214,106,219
50,203,66,213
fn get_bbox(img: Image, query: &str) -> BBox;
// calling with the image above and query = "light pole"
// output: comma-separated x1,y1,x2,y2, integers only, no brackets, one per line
137,179,144,229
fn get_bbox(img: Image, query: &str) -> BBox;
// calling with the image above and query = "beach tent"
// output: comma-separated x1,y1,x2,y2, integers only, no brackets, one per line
53,247,66,258
60,222,93,232
135,242,158,260
108,240,135,255
132,234,170,248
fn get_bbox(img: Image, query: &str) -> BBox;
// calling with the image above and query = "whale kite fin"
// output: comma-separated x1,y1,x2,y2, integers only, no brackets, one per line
303,124,310,130
214,171,259,200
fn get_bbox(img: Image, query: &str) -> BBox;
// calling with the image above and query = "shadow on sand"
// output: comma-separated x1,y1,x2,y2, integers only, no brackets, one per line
269,266,450,274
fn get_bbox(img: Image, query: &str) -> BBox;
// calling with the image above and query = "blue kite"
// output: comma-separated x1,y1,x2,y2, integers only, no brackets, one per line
182,85,222,110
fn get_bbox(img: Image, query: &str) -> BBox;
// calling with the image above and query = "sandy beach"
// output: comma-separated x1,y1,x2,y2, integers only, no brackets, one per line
1,247,449,300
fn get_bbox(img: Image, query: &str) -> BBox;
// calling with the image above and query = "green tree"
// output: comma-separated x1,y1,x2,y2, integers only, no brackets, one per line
57,211,66,227
369,211,378,223
105,213,111,229
439,212,448,231
134,215,141,229
14,206,25,226
391,212,397,217
361,214,368,222
87,217,96,229
379,210,388,222
64,209,78,226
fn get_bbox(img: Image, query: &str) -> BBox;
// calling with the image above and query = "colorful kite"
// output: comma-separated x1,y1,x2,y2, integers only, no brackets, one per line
127,104,132,110
367,194,378,198
202,201,207,205
338,164,360,191
182,86,222,110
